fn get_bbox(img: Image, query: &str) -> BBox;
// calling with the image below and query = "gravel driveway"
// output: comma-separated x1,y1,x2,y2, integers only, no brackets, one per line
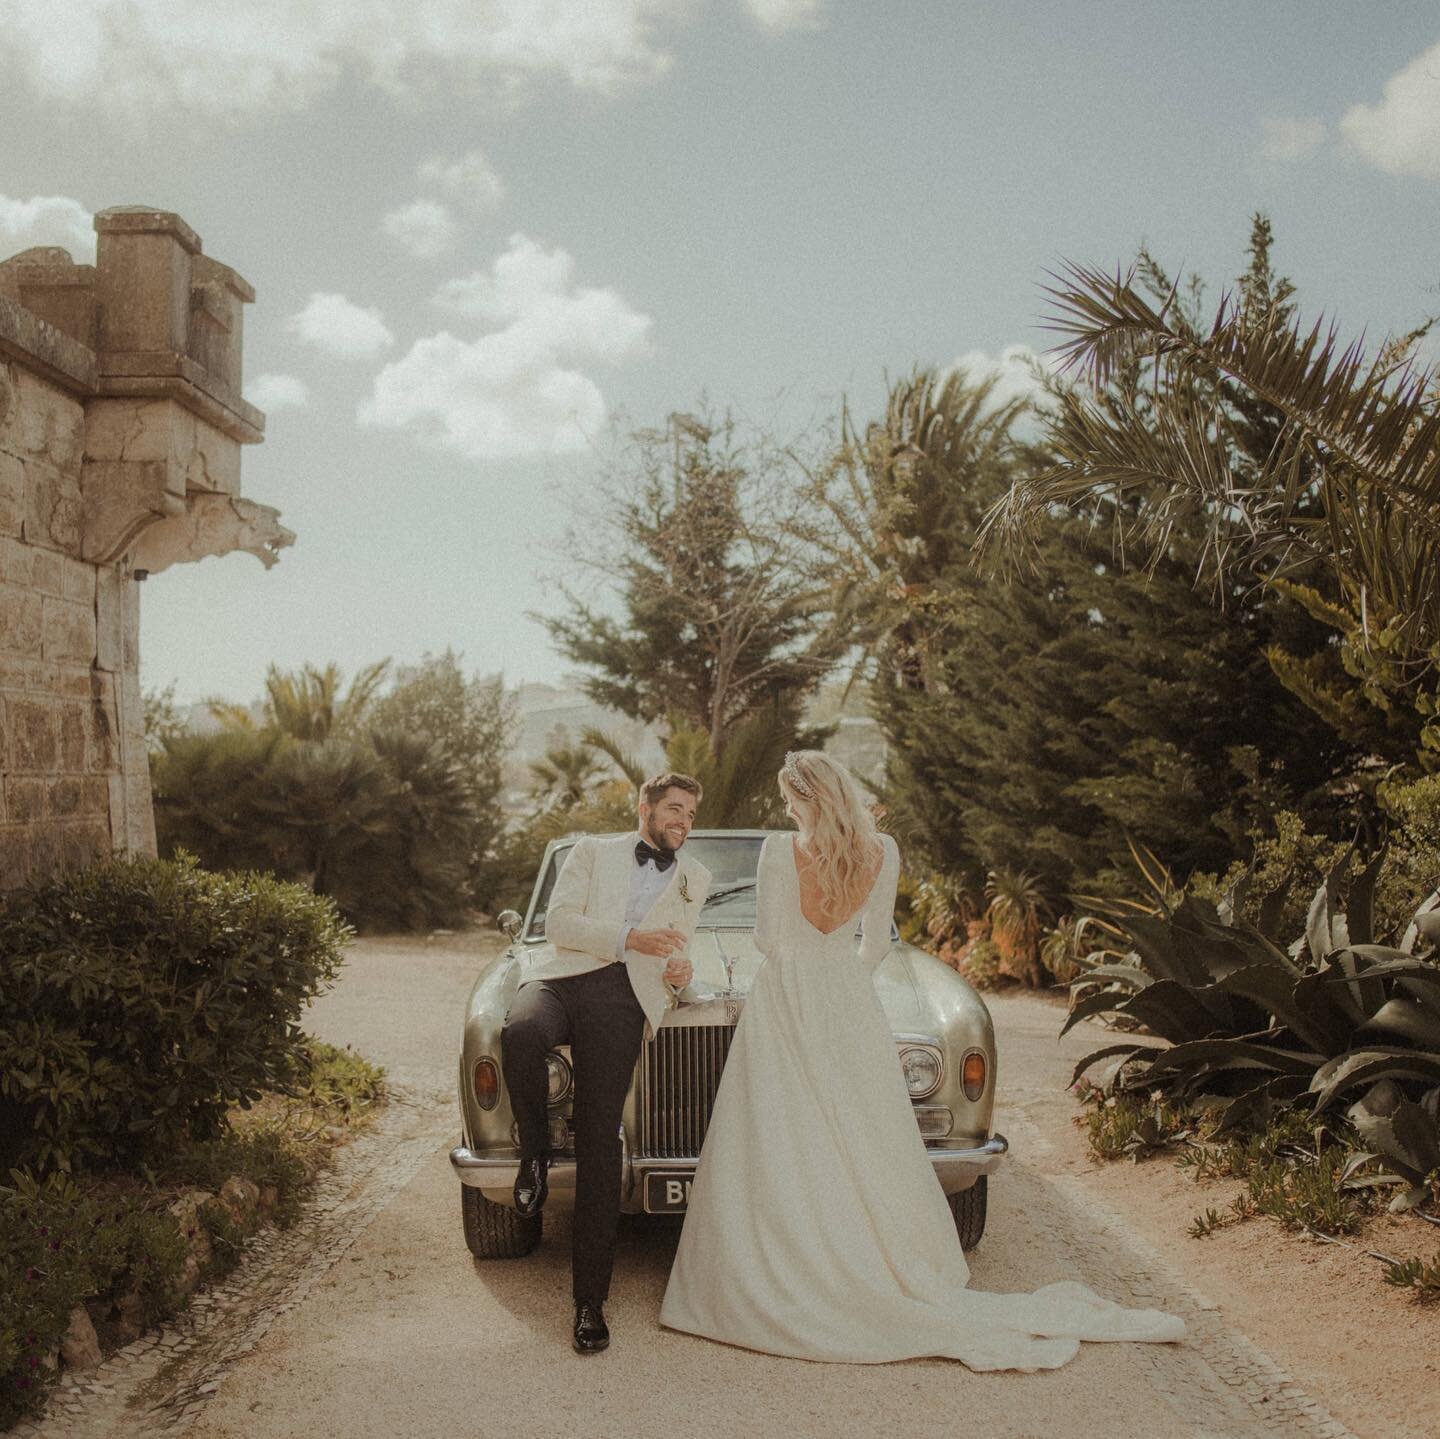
27,936,1361,1439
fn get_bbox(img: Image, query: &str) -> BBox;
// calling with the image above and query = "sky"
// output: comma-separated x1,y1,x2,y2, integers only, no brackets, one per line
2,1,1438,705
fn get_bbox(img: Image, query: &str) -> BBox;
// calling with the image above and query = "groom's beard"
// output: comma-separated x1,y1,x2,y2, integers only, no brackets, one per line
642,818,684,855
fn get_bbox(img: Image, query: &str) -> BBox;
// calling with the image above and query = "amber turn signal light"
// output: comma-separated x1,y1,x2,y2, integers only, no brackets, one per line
961,1051,986,1102
473,1057,500,1110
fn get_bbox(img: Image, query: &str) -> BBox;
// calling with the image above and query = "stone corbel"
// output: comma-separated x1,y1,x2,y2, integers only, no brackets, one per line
80,457,186,564
128,491,296,575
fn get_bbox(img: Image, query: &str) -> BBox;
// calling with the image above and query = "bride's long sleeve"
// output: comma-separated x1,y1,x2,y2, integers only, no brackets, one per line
753,834,779,957
857,834,900,969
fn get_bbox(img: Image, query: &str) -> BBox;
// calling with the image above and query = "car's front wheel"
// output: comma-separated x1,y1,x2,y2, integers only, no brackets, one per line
461,1184,541,1258
948,1176,987,1250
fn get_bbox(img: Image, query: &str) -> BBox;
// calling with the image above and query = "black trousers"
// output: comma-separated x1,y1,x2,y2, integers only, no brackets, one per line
501,964,646,1301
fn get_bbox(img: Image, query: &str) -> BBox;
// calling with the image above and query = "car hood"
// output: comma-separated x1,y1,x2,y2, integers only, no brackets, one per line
484,930,989,1047
684,928,959,1036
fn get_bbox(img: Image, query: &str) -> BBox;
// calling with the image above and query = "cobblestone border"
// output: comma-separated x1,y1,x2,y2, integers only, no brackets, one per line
12,1086,455,1439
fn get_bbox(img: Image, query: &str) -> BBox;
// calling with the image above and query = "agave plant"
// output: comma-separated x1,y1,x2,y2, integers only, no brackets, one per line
1065,852,1440,1177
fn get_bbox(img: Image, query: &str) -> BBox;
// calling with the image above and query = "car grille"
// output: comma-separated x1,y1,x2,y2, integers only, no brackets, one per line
638,1023,735,1157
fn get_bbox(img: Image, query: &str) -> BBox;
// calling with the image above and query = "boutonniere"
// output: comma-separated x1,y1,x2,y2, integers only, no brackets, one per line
679,874,693,903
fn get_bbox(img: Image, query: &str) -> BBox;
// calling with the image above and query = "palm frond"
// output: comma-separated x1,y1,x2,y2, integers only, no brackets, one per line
579,725,646,790
985,261,1440,652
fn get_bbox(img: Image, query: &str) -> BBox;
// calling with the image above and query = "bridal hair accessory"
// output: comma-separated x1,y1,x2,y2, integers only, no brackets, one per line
782,752,816,800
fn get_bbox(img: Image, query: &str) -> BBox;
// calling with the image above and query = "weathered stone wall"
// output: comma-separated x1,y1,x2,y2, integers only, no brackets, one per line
0,207,292,895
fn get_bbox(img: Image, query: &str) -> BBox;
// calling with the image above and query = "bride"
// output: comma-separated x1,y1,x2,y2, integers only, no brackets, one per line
660,749,1184,1369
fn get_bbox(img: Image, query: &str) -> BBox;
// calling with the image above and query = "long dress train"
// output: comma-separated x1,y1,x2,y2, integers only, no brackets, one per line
659,832,1185,1370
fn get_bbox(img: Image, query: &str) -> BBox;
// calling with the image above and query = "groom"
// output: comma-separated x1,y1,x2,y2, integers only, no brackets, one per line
501,772,712,1354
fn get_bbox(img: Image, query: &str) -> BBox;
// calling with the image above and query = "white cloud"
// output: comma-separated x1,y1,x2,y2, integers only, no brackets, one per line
0,194,95,261
1340,39,1440,179
743,0,826,34
946,344,1053,412
381,199,458,260
1259,114,1325,162
360,232,652,461
287,292,394,360
418,150,506,211
246,373,310,411
0,0,690,115
434,233,578,321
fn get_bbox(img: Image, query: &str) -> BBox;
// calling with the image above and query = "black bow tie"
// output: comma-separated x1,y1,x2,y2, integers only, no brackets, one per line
635,839,676,871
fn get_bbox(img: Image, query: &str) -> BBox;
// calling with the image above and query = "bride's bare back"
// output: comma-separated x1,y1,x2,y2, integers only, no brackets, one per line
791,836,884,937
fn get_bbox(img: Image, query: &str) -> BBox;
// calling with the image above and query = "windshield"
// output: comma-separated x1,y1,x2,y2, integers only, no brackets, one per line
526,834,764,939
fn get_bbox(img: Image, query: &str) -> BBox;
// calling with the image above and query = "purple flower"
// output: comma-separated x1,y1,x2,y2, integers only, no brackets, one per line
16,1377,30,1391
24,1267,38,1282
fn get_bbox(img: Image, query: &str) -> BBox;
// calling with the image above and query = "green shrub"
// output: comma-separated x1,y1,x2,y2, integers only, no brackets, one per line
0,1172,187,1427
1382,1251,1440,1302
1084,1094,1195,1161
0,853,351,1175
197,1199,247,1283
297,1039,387,1120
1191,805,1440,945
159,1127,311,1228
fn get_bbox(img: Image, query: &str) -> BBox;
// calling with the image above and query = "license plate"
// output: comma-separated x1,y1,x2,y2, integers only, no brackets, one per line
643,1171,694,1213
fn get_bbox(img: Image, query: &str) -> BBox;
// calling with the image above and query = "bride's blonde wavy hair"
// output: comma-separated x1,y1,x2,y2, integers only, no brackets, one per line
779,750,883,911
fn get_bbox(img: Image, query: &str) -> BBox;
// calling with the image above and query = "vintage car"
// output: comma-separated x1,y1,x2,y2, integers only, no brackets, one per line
451,830,1008,1258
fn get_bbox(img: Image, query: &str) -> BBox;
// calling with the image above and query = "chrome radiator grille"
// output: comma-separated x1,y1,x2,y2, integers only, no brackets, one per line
638,1023,735,1158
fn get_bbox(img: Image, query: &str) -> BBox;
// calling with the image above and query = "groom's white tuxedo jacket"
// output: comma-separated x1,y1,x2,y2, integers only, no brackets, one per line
524,833,713,1040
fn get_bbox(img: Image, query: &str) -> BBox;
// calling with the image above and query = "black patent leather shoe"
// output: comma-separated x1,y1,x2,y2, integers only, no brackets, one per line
514,1156,548,1217
573,1300,610,1354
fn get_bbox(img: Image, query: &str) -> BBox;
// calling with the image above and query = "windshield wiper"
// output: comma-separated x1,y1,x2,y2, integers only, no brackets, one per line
703,880,757,904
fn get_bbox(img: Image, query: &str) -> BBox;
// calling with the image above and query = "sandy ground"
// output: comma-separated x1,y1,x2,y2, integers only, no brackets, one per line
991,992,1440,1439
58,936,1433,1439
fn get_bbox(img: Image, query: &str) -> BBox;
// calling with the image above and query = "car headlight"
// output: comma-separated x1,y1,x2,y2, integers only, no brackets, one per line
898,1043,943,1099
546,1051,573,1106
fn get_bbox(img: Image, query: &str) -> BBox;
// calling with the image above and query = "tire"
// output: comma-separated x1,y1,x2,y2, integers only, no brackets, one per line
947,1176,987,1250
461,1183,542,1258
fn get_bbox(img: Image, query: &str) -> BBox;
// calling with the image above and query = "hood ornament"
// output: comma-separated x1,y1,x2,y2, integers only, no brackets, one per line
710,930,737,995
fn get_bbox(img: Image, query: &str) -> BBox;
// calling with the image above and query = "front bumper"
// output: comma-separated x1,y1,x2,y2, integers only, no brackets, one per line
450,1132,1008,1208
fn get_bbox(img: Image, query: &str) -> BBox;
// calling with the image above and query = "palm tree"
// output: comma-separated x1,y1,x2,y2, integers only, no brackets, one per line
981,260,1440,660
797,367,1033,688
984,866,1051,988
209,660,391,741
579,725,646,792
528,744,607,810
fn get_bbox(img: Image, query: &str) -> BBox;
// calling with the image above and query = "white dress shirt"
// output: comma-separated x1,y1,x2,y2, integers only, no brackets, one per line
616,841,677,961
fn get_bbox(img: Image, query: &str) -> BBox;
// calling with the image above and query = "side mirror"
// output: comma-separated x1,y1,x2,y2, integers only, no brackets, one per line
496,910,523,940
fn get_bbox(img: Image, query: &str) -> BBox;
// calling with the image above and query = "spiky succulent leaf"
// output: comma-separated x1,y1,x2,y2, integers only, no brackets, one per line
1311,1049,1440,1109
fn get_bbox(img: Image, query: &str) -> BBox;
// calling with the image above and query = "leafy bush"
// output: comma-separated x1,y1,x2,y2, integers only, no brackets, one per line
0,1172,187,1428
1192,803,1440,947
152,723,483,933
296,1039,387,1120
0,854,350,1174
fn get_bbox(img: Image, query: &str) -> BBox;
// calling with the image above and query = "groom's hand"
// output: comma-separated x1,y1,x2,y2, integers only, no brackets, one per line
627,926,686,958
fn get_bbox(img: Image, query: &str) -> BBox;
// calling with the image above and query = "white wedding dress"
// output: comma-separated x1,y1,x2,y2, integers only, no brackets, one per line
660,831,1185,1369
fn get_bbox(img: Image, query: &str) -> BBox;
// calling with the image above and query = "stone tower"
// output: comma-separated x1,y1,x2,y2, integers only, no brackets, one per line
0,206,291,893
